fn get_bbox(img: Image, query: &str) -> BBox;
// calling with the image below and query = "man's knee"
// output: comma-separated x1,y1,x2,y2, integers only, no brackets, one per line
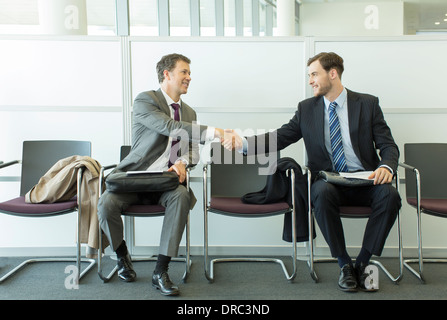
97,191,125,221
311,180,338,204
374,184,402,209
171,185,190,202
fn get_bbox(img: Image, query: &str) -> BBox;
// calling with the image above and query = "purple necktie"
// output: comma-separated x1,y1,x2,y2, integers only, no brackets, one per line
168,103,180,167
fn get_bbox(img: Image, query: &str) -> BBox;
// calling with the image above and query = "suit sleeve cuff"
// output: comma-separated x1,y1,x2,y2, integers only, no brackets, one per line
379,164,393,175
206,127,216,141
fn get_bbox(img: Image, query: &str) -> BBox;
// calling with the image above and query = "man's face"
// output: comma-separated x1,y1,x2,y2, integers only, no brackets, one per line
307,60,332,97
165,60,191,97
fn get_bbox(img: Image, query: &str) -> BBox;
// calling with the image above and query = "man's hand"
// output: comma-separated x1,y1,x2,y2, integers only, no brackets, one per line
368,167,393,185
214,128,224,139
221,129,242,151
168,161,187,183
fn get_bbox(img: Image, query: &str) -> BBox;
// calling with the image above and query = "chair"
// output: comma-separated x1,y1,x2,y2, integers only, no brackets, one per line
399,143,447,283
97,146,191,282
0,140,96,284
305,167,403,284
203,143,299,282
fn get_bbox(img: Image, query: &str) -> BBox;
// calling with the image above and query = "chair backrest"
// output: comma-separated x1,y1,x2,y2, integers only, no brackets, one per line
20,140,91,196
120,145,131,161
209,142,279,197
404,143,447,200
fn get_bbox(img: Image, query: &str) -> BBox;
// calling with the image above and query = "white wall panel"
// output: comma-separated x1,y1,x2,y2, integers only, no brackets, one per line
130,38,306,109
315,38,447,110
0,38,122,107
1,36,447,257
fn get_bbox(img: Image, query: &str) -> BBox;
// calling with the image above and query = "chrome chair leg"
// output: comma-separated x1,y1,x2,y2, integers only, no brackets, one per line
306,171,403,284
203,166,297,283
97,221,191,283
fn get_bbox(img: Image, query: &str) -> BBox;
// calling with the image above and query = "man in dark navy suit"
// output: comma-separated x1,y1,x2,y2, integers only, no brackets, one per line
225,52,401,292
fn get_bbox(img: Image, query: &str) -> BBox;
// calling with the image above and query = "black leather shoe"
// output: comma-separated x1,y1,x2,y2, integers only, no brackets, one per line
117,254,136,282
356,263,379,292
152,272,179,296
338,264,358,292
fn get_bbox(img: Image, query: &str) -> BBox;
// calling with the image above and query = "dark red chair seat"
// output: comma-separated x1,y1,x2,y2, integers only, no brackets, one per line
339,206,373,218
400,143,447,283
123,204,166,216
0,196,78,217
407,198,447,217
0,140,96,285
209,197,290,216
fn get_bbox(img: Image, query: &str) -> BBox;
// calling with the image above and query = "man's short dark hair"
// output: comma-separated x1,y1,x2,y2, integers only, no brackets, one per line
307,52,344,79
156,53,191,83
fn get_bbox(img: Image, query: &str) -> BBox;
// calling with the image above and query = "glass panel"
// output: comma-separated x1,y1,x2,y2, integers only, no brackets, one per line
129,0,158,36
243,0,252,36
259,1,266,36
86,0,116,35
298,0,447,36
416,0,447,34
200,0,215,36
0,0,116,36
0,0,40,34
1,0,445,37
224,0,235,36
170,0,190,36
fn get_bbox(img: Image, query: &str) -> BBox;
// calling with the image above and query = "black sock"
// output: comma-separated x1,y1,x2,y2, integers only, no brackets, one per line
115,240,128,259
337,250,352,268
355,247,372,267
154,254,171,274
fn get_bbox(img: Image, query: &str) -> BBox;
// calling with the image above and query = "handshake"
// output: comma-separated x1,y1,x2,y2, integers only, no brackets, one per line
215,128,243,152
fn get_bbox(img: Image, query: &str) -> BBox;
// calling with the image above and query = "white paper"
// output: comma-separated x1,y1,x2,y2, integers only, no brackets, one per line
339,171,374,180
126,170,164,175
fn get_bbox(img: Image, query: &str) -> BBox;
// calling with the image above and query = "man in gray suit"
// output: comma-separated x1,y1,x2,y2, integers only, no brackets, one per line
98,53,224,296
225,52,401,292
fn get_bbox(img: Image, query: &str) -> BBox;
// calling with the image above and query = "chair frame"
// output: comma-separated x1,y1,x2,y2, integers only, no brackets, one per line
202,161,298,283
305,167,403,284
0,144,96,285
399,161,447,283
97,162,191,283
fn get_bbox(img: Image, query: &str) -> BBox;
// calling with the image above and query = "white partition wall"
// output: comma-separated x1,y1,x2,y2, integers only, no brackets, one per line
314,37,447,111
130,38,306,110
129,38,307,255
0,36,124,253
1,35,447,258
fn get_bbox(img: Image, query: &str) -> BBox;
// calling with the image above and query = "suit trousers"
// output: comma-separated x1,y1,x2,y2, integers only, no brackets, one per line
97,184,190,257
311,179,401,258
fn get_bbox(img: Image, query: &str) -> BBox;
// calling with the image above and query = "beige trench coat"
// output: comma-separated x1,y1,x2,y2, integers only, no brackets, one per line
25,155,108,257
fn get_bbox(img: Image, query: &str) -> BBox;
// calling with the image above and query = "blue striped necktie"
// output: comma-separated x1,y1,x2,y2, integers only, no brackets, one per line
329,101,348,172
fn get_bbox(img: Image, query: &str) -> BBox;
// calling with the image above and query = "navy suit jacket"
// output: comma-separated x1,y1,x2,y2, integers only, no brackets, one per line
247,89,399,178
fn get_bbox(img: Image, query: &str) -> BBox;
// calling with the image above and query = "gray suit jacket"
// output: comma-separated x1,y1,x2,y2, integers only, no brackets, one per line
114,89,210,208
117,89,208,172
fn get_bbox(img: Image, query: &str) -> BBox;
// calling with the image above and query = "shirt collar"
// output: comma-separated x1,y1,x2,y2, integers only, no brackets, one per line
160,87,182,108
324,87,347,110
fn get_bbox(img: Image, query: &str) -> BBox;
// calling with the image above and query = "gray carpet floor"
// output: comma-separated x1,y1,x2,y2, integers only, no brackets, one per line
0,255,446,301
